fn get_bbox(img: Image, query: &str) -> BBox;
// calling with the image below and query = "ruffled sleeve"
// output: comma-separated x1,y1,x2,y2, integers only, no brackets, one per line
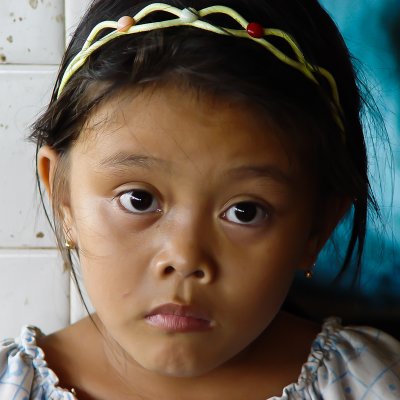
0,326,76,400
273,317,400,399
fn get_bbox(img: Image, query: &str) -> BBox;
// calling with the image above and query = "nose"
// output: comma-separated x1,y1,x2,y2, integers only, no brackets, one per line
152,218,216,285
154,250,215,285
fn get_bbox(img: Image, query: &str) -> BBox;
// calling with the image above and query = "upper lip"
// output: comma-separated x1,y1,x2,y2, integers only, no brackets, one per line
145,303,211,321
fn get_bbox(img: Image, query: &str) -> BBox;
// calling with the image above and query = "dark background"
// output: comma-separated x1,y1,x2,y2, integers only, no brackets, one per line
289,0,400,338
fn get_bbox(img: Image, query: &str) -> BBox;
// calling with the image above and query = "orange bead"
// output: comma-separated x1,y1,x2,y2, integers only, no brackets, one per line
117,16,135,32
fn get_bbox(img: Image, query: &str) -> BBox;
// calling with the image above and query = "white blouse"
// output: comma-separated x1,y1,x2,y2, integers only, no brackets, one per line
0,318,399,399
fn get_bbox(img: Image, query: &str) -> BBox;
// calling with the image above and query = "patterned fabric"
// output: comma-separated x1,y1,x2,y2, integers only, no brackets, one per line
274,318,400,399
0,326,75,400
0,318,399,399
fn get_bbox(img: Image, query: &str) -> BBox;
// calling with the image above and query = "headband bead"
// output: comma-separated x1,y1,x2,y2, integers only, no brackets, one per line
117,16,136,32
180,8,199,23
246,22,264,39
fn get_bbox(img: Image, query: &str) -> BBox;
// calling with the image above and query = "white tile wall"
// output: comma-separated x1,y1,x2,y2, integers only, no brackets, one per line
0,250,69,339
65,0,92,42
0,0,94,337
0,0,65,65
0,65,58,249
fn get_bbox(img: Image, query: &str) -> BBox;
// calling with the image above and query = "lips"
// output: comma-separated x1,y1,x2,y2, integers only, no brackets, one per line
145,303,212,332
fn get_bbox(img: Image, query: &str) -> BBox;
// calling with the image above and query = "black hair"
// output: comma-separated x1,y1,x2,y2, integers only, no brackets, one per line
30,0,378,287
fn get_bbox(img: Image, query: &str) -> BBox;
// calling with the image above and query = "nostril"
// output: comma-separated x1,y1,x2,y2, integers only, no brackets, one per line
162,266,207,279
164,266,175,275
194,270,205,279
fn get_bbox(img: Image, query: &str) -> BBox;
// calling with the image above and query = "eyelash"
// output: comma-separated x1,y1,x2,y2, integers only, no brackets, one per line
115,189,270,226
116,189,162,214
221,201,270,226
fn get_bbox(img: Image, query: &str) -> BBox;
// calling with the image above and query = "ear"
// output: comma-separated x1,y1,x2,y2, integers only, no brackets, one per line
38,145,60,201
299,196,352,271
38,146,77,244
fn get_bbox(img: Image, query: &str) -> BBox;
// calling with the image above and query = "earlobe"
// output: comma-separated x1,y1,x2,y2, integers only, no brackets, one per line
37,145,60,200
299,196,352,271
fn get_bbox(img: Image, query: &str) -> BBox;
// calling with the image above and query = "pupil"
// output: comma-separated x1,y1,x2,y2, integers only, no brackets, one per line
234,202,257,222
130,190,153,211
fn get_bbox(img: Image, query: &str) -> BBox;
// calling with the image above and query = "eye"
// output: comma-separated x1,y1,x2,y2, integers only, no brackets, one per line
222,201,268,225
118,190,161,214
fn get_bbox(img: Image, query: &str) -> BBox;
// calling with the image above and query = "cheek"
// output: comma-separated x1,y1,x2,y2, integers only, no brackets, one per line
211,234,298,324
73,197,147,253
72,200,157,316
220,250,295,323
216,218,311,326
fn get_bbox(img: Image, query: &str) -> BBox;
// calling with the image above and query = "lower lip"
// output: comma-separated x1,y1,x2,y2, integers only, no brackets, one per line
145,314,211,332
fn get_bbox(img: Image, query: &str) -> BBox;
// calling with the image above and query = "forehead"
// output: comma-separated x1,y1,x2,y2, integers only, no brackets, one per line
73,84,305,180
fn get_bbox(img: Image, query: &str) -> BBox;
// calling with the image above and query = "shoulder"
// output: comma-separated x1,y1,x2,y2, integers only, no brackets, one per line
283,318,400,399
0,326,43,399
0,326,76,400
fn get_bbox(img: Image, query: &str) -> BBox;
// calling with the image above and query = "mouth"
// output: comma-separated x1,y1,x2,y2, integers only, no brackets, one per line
145,303,212,333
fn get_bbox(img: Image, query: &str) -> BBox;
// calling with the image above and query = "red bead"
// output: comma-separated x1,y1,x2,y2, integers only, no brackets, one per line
247,22,264,38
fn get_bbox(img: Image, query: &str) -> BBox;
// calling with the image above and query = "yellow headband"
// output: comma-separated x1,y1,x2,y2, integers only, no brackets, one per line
57,3,344,134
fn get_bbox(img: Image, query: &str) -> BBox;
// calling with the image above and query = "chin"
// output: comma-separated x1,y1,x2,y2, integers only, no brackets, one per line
141,357,218,378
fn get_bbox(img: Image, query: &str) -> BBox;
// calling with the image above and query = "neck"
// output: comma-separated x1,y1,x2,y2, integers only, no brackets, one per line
79,312,318,400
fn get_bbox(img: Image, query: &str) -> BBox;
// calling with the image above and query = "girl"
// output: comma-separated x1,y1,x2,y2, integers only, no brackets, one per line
1,0,399,399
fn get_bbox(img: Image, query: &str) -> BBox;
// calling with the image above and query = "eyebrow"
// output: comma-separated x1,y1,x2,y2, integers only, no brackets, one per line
228,165,293,185
97,152,170,171
97,152,292,185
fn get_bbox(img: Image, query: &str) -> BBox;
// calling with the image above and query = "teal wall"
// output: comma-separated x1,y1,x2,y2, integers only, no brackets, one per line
290,0,400,332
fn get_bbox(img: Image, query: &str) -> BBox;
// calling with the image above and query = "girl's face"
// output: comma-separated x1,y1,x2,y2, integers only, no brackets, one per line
59,84,320,377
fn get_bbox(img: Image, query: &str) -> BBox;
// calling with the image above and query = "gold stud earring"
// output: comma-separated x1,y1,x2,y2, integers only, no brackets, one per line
65,239,75,250
304,263,316,279
304,270,313,279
